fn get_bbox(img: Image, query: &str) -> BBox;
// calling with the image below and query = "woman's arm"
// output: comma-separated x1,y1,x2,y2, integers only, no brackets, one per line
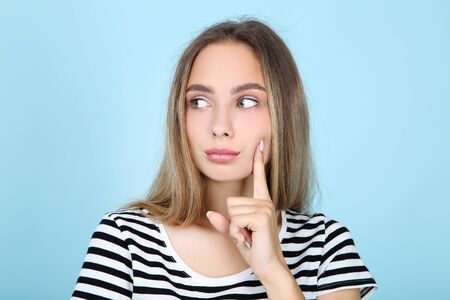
259,263,306,300
72,213,133,299
260,264,360,300
317,288,360,300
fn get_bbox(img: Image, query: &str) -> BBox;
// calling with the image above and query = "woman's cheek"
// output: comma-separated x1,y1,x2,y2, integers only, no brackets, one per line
186,114,205,136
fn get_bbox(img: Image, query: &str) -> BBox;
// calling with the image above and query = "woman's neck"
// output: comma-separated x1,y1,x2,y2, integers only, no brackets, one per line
203,175,254,222
197,175,281,229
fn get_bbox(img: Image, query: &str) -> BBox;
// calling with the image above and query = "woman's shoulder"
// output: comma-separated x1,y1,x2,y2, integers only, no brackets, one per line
282,209,356,248
284,209,350,232
96,207,163,239
103,207,155,222
283,209,378,298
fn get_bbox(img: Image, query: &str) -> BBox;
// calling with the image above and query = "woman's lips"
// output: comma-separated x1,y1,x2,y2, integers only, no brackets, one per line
205,148,239,155
204,148,240,164
206,153,239,164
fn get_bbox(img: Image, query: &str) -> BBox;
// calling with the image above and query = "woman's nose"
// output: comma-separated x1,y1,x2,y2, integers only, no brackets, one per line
212,106,234,137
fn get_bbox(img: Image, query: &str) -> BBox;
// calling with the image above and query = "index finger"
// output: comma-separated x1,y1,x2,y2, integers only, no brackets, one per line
252,139,271,200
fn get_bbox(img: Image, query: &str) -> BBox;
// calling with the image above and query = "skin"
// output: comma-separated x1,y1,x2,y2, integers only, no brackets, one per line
185,41,273,225
184,41,359,299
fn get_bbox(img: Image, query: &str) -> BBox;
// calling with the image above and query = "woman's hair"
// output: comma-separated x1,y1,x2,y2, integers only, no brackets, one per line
126,16,320,226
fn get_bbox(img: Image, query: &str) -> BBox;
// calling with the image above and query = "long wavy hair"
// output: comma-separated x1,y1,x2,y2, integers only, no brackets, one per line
126,17,321,226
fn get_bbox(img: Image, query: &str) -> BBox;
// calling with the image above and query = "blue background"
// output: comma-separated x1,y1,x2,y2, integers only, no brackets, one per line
1,1,449,299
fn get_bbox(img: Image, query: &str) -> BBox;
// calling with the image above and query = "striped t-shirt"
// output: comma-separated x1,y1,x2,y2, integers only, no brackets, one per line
72,209,378,299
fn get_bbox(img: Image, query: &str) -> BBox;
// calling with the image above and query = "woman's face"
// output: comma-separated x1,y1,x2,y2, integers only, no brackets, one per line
185,41,271,182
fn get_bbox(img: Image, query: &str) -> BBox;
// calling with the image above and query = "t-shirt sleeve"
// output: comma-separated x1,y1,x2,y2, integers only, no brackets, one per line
72,213,134,300
316,216,378,299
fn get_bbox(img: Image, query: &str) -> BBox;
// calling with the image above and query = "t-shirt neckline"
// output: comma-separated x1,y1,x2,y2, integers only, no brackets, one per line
158,209,287,284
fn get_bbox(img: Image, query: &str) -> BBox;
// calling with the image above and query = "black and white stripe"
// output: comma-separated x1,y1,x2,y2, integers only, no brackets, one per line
72,209,377,299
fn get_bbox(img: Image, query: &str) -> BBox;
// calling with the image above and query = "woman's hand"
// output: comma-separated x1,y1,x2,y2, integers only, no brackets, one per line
206,140,288,282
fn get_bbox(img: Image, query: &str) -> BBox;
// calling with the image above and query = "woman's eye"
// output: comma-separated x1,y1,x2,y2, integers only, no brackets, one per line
189,97,258,109
190,98,209,109
238,98,258,108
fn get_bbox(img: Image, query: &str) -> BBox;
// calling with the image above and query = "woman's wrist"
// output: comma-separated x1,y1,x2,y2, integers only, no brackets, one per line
258,263,306,300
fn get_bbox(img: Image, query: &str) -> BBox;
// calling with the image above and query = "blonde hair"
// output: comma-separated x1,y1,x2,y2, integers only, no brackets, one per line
126,17,320,226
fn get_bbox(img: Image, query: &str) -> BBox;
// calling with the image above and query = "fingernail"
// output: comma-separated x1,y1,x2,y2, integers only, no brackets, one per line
206,211,212,218
237,240,251,249
259,139,264,152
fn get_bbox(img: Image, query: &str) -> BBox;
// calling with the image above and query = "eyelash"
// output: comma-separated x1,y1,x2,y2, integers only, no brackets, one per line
189,97,258,109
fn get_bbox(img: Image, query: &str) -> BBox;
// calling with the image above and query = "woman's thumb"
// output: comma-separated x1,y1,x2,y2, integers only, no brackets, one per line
206,211,230,234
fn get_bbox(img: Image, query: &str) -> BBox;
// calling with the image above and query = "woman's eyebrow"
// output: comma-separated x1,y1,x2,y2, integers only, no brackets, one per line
186,83,266,95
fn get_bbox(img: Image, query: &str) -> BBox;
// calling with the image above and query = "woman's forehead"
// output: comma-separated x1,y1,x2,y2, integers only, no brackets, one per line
187,42,265,87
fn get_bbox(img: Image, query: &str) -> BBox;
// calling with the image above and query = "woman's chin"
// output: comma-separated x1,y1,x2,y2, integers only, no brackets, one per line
201,169,252,183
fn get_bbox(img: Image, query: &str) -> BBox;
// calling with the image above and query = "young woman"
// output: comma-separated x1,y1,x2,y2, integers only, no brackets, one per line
72,18,378,299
